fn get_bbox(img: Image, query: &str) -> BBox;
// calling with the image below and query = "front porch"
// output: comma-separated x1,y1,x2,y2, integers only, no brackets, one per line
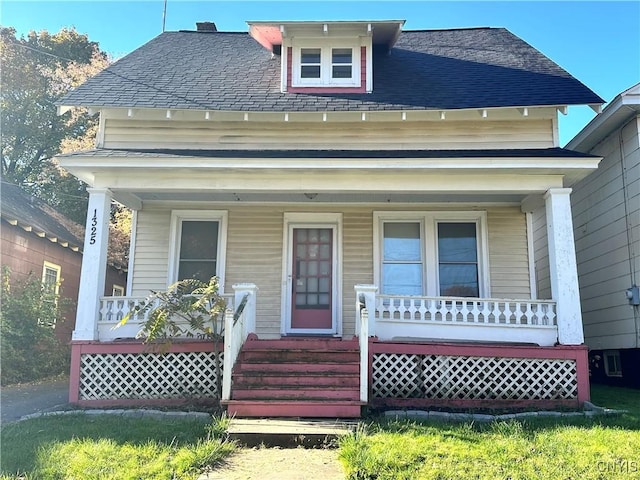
68,286,589,416
64,165,592,416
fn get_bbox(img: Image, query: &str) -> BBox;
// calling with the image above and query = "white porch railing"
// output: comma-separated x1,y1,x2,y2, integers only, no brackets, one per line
355,286,558,347
222,284,259,401
357,306,369,403
97,294,234,341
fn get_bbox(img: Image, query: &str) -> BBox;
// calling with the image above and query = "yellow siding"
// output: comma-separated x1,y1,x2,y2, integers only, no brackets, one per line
131,204,531,337
103,119,554,150
130,209,171,296
487,207,531,298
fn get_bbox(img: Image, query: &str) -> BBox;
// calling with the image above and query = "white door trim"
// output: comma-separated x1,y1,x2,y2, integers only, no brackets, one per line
280,212,343,336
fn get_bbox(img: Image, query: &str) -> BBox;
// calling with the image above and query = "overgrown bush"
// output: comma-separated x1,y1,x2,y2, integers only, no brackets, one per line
0,268,70,385
119,276,227,396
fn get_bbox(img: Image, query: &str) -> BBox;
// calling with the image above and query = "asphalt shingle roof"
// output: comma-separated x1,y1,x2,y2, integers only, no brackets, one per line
60,28,603,111
0,182,83,249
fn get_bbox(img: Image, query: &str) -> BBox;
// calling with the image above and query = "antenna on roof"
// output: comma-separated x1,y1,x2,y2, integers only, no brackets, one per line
162,0,167,32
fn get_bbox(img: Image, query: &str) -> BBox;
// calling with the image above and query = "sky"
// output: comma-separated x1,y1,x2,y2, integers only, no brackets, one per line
3,1,639,146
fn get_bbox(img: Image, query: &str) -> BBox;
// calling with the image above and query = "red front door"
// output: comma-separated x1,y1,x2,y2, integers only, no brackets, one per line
291,228,333,330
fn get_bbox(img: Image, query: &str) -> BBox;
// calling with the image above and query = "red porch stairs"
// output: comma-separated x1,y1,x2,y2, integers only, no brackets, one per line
223,338,364,417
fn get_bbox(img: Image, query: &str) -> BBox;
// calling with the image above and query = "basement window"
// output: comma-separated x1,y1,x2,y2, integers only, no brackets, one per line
603,350,622,377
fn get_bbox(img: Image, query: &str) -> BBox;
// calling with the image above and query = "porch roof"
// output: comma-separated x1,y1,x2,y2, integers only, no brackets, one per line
57,147,597,160
57,147,601,206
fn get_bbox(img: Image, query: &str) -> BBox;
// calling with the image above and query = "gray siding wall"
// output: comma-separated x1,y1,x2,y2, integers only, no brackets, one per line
571,116,640,350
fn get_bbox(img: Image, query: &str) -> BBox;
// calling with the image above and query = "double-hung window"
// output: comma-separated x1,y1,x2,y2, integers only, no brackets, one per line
382,222,423,295
169,211,227,287
294,44,359,87
42,261,61,296
375,212,488,298
437,223,479,297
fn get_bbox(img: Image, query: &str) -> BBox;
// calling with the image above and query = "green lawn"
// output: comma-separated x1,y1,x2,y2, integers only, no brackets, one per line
0,413,235,480
1,386,638,480
339,385,640,480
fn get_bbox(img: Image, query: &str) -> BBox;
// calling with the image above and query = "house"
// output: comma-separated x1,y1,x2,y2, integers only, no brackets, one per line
1,182,128,342
568,83,640,388
56,19,604,417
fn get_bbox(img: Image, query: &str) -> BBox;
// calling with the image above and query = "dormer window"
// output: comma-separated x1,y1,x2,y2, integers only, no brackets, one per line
300,48,353,80
300,48,321,78
293,43,360,87
248,20,405,94
331,49,353,78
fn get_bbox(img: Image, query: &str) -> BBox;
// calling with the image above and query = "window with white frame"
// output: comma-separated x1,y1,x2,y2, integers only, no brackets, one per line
42,261,61,296
293,44,360,87
111,284,125,296
375,212,488,297
169,211,227,286
437,222,479,297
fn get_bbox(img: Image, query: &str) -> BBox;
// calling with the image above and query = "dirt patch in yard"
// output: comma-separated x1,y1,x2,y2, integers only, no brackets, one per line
200,446,345,480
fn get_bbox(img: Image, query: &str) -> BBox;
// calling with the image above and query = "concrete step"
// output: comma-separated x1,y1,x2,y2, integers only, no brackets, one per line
226,418,357,447
224,400,364,418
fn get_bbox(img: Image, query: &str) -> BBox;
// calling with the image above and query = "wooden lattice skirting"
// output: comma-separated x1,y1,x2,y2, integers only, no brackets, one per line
369,341,589,409
70,340,223,407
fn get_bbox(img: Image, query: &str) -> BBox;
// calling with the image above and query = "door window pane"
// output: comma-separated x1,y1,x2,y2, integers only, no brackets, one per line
438,223,479,297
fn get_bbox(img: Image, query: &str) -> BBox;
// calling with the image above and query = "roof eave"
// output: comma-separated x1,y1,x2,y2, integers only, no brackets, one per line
567,83,640,152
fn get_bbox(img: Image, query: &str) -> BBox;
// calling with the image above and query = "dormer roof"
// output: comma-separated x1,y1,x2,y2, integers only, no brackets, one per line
247,20,405,52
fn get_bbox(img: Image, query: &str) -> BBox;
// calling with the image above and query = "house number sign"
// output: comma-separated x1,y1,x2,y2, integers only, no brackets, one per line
89,209,98,245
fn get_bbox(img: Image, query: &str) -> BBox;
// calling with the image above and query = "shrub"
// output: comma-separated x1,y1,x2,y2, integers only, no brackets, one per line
0,268,70,385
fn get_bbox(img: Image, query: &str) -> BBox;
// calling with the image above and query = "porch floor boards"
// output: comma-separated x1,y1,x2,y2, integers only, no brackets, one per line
225,338,364,418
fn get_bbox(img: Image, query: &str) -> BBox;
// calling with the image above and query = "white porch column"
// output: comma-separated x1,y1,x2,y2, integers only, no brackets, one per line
544,188,584,345
232,283,259,337
73,188,112,341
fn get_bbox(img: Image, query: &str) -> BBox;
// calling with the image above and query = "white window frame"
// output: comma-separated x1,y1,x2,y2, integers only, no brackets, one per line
292,40,361,87
111,284,125,296
42,261,61,296
167,210,228,292
603,350,622,377
373,211,490,297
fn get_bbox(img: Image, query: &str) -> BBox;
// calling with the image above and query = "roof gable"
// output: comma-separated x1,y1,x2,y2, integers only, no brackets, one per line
59,26,603,112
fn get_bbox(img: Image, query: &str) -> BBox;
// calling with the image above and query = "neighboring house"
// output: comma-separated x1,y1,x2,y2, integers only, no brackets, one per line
57,20,604,417
568,83,640,388
0,182,128,342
